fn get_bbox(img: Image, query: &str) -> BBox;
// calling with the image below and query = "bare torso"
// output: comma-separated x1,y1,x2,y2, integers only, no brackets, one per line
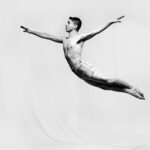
63,35,84,67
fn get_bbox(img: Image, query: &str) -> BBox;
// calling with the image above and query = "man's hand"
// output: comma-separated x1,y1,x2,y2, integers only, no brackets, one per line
20,26,31,33
112,15,125,24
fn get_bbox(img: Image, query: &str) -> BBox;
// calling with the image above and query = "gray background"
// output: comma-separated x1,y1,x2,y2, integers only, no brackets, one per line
0,0,150,149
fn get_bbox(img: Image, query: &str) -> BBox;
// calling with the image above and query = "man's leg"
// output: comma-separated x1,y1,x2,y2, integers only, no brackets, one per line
84,70,145,100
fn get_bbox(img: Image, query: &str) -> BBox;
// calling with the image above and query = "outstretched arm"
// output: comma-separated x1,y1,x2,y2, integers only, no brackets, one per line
20,26,63,43
78,16,125,43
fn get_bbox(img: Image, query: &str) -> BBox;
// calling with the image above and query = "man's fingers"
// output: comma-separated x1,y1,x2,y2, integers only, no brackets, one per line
20,26,29,32
20,26,27,30
112,16,124,24
117,20,122,23
113,20,121,24
117,15,125,20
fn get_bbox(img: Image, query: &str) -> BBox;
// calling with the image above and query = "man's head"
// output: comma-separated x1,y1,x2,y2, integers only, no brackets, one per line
65,17,82,32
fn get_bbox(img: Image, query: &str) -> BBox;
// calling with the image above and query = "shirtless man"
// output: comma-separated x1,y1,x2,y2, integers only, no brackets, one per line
20,16,145,100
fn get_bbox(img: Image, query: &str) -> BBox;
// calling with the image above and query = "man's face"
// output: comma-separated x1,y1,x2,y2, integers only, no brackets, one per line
65,19,76,32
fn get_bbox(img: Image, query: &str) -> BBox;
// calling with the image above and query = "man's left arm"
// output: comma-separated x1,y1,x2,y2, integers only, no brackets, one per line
78,16,125,43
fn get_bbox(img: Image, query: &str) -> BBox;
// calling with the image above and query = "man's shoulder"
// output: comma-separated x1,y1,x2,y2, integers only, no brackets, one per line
62,36,69,41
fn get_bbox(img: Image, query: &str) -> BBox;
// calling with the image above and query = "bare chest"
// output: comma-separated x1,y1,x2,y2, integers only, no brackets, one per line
63,38,83,54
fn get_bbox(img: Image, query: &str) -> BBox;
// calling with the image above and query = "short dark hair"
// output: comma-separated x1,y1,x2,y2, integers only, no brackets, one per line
69,17,82,31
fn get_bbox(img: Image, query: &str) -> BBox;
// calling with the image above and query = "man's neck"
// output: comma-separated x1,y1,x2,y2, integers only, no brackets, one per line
68,30,78,38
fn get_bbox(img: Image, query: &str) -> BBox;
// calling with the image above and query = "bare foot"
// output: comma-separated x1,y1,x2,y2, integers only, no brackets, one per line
125,87,145,100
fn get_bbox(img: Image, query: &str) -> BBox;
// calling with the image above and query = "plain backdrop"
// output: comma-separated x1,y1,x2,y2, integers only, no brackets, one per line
0,0,150,149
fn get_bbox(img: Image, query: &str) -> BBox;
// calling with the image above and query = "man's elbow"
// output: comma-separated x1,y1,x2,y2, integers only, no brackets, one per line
46,36,63,43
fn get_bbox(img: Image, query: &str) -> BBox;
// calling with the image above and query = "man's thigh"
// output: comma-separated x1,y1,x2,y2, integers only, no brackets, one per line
83,69,110,89
90,69,108,83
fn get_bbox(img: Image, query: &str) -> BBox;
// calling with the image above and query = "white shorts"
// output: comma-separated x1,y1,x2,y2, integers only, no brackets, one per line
71,61,96,79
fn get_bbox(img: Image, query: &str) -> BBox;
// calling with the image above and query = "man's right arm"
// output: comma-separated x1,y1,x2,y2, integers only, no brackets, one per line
20,26,63,43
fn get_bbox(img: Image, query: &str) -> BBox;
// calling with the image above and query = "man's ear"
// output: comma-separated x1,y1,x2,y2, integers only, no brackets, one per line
74,24,78,30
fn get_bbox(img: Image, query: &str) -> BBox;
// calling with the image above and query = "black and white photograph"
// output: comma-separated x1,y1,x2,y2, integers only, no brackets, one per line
0,0,150,149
